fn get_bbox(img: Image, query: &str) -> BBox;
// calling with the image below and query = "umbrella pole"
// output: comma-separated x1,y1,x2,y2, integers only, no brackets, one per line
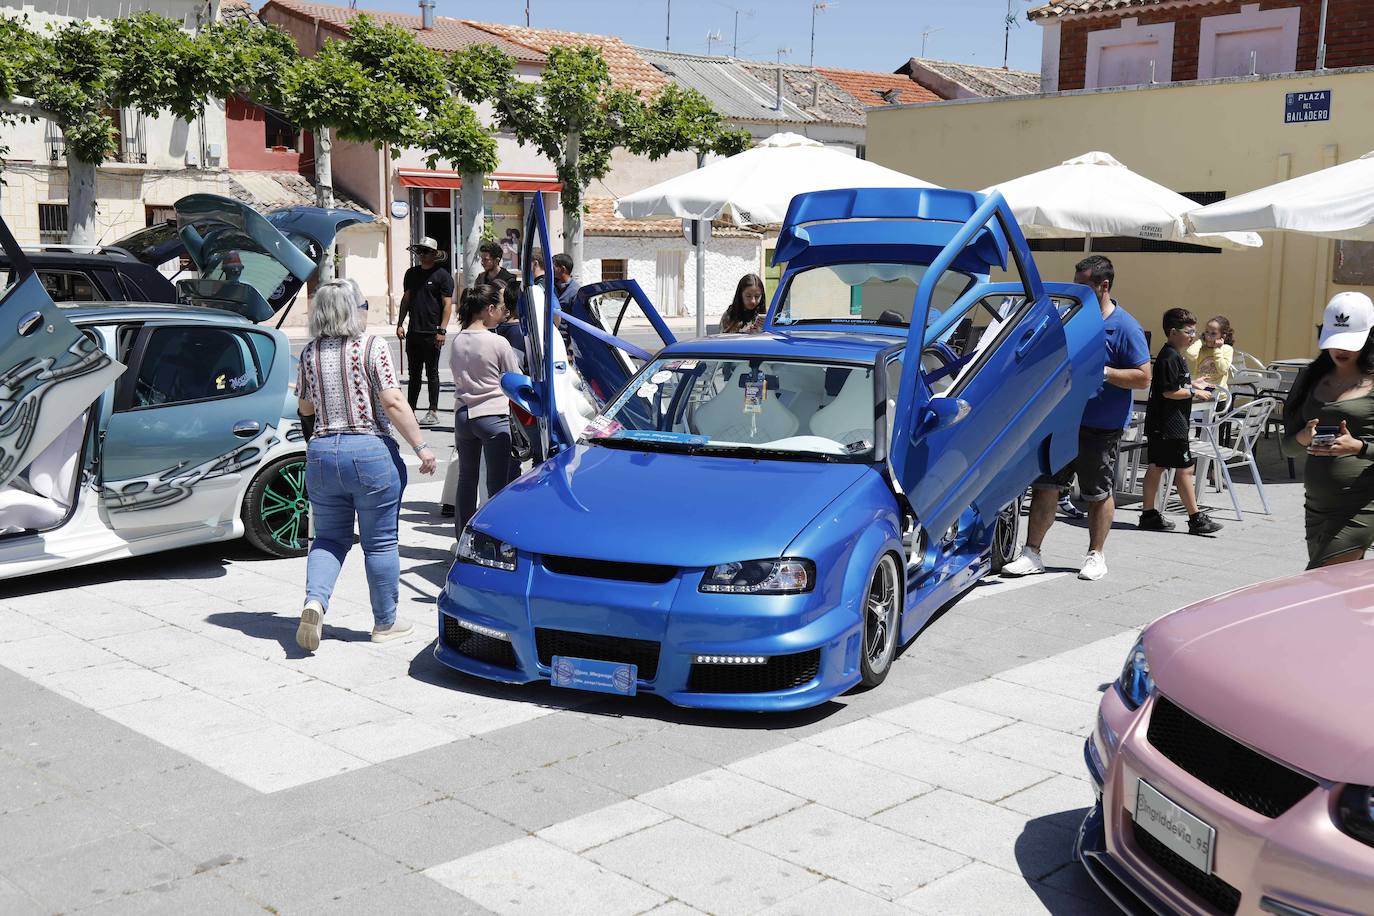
694,219,706,337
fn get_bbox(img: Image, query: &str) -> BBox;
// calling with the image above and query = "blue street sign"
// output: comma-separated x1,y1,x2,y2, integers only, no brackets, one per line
1285,90,1331,124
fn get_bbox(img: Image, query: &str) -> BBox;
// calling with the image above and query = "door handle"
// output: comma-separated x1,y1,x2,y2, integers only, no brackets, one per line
1015,317,1051,360
17,310,44,337
232,420,262,438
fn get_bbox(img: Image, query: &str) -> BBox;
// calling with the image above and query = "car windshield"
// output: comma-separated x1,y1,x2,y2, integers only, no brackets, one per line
581,356,877,462
773,262,974,327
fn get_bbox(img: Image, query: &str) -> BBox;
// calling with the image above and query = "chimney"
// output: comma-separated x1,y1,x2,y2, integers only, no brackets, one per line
775,67,784,111
419,0,434,30
810,75,819,108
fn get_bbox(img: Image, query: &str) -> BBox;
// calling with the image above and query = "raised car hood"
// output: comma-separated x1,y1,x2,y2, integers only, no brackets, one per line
1146,560,1374,783
473,444,872,568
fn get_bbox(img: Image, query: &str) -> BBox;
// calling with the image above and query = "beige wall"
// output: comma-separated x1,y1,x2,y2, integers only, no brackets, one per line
868,67,1374,362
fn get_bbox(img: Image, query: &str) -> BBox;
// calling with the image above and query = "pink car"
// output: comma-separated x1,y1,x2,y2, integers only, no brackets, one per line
1079,561,1374,915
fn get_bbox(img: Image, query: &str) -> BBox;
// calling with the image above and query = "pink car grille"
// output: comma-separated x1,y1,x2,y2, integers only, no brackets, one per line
1146,696,1317,819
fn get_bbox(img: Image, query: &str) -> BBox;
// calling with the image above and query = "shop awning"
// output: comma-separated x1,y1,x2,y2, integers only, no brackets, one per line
397,171,562,192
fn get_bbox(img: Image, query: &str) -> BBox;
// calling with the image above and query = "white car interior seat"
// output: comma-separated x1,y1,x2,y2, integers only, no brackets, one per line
808,368,873,445
692,381,799,443
0,411,88,535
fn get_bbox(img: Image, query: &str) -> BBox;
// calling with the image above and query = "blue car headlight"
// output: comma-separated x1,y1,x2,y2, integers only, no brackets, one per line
1337,785,1374,847
699,558,815,594
456,526,517,571
1117,637,1154,710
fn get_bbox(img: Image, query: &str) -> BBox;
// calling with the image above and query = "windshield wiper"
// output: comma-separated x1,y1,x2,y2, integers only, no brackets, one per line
584,435,698,454
689,444,850,463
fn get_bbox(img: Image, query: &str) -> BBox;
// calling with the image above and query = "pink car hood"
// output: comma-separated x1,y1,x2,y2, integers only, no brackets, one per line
1145,560,1374,784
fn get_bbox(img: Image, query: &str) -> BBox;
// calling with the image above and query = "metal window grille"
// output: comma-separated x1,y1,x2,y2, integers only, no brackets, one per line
38,203,69,244
121,109,147,164
600,258,627,282
44,121,64,162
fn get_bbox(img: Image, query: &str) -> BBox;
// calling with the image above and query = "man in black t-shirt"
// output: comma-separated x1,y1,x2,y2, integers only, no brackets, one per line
397,237,454,425
1140,307,1223,535
477,240,516,290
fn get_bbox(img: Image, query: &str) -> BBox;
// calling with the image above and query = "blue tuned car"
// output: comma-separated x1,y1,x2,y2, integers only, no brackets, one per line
435,188,1105,711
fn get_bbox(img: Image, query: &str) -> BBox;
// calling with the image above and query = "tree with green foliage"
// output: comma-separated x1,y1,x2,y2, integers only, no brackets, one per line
449,42,750,274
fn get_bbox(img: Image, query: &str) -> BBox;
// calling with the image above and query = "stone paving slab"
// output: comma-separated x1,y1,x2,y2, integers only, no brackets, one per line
0,447,1315,913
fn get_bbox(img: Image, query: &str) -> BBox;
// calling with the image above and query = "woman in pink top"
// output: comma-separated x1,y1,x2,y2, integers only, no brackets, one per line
448,284,521,534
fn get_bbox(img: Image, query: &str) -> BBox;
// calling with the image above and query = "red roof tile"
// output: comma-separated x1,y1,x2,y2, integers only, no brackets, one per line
259,0,544,62
583,198,760,238
463,22,669,95
816,67,941,107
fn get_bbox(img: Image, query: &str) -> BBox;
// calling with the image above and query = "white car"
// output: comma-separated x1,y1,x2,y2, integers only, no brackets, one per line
0,195,371,580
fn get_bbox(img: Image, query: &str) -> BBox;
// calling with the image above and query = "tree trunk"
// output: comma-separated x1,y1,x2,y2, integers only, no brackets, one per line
315,128,335,282
459,172,485,296
561,127,583,277
67,157,98,247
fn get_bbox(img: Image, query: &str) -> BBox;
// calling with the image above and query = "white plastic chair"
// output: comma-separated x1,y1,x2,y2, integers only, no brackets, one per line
1189,397,1276,520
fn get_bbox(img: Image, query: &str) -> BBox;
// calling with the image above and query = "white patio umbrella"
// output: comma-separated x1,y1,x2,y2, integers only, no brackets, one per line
1186,150,1374,241
615,132,939,336
981,151,1262,251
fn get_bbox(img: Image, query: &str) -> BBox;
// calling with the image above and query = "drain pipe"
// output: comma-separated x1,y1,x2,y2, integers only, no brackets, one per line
1316,0,1329,69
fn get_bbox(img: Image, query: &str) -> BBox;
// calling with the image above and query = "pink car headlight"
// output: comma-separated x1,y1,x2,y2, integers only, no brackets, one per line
1117,638,1154,710
1337,785,1374,847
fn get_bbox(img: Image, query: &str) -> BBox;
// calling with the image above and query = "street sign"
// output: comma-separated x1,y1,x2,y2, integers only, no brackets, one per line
1284,90,1331,124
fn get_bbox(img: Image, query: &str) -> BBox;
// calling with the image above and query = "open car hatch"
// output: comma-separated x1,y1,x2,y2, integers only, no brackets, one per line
173,194,373,322
0,220,125,489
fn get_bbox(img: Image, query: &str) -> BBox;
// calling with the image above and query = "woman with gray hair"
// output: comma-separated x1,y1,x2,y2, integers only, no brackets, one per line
294,280,437,652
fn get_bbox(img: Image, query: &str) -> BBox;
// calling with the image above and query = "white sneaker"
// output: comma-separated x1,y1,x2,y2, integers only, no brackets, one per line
420,410,438,427
296,600,324,652
371,621,415,643
1000,545,1045,577
1078,550,1108,581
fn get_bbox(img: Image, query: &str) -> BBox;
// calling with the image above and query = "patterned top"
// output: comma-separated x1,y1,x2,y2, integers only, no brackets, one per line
298,335,399,437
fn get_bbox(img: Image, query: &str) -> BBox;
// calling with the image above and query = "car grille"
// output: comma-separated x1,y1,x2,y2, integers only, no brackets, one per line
535,628,661,680
540,555,678,584
442,615,518,670
687,649,821,694
1147,696,1317,818
1131,821,1241,915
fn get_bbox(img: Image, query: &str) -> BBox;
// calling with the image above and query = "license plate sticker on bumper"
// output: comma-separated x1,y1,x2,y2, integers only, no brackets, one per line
1135,779,1216,875
550,656,638,696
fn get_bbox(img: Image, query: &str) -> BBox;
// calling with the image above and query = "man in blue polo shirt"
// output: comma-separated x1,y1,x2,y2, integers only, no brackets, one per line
1003,255,1151,581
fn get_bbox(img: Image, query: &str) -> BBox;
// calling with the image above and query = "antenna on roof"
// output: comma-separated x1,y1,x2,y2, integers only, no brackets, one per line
706,30,724,55
920,26,942,58
665,0,672,50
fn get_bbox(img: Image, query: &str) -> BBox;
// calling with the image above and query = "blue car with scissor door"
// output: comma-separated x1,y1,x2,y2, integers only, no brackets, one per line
0,194,371,580
434,188,1105,711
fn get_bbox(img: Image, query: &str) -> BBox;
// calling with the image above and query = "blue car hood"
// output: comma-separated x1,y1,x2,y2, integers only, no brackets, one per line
473,445,874,568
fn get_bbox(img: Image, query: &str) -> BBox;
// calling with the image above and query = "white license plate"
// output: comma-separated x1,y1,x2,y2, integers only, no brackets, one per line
1135,779,1216,874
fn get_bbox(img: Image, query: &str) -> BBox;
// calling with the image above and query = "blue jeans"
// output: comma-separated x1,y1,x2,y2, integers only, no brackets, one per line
454,406,511,535
305,433,407,627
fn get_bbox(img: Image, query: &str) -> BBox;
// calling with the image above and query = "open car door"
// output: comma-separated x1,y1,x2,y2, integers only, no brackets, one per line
174,195,373,322
808,189,1100,543
562,280,675,407
0,219,125,489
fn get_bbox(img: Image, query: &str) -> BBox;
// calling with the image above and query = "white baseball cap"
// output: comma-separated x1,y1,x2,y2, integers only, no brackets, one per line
1318,291,1374,352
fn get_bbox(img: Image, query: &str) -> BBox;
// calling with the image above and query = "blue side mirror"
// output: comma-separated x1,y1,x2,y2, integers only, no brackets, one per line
501,372,545,418
920,396,971,434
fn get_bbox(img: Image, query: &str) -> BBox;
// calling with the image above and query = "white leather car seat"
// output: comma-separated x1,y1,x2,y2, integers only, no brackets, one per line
0,412,87,535
809,368,873,446
693,381,799,442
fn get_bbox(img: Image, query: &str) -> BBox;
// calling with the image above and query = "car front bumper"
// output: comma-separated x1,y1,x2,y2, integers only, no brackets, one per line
1079,689,1374,916
432,559,868,711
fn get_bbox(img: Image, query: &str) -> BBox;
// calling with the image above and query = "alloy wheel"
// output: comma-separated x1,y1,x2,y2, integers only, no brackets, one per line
259,457,309,552
865,554,899,669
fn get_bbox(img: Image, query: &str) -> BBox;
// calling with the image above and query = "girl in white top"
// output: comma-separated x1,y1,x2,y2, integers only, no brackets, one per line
448,284,521,533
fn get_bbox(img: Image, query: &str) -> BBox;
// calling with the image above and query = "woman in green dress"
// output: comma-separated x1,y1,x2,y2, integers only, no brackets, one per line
1283,292,1374,569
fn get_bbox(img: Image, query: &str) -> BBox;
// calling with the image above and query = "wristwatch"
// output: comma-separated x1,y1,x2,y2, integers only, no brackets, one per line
412,440,431,456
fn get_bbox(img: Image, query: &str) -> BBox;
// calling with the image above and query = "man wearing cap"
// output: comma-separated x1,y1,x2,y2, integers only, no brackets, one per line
1284,291,1374,569
397,238,454,426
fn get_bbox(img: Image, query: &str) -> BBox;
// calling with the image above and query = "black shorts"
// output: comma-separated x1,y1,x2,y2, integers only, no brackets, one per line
1034,426,1121,503
1146,437,1195,470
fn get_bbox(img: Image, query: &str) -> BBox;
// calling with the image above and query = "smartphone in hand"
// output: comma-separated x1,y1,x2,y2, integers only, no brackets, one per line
1312,425,1340,448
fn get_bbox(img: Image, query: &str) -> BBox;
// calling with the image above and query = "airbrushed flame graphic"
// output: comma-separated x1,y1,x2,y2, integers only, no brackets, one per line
0,336,114,483
101,427,282,513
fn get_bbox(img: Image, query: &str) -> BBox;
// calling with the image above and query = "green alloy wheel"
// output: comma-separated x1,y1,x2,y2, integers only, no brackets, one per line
244,456,310,558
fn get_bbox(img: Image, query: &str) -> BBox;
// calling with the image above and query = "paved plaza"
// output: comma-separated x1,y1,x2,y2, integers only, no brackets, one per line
0,390,1307,914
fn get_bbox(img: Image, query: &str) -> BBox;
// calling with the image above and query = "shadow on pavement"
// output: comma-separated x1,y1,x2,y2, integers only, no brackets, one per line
406,638,843,732
1014,809,1115,914
203,609,371,660
0,541,239,600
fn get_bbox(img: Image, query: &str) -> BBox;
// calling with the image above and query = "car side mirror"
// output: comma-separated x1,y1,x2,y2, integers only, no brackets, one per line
501,372,545,418
920,397,971,433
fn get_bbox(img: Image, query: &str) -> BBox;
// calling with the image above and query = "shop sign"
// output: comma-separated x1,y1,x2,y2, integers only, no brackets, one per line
1284,90,1331,124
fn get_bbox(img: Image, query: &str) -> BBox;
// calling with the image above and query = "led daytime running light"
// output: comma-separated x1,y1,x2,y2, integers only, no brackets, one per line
458,619,511,641
693,655,767,665
456,527,517,571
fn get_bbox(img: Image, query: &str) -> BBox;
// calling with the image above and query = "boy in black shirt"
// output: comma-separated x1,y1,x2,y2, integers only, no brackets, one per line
397,238,454,426
1140,308,1223,535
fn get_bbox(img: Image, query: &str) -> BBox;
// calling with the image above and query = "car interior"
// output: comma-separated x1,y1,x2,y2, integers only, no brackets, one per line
0,411,90,536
